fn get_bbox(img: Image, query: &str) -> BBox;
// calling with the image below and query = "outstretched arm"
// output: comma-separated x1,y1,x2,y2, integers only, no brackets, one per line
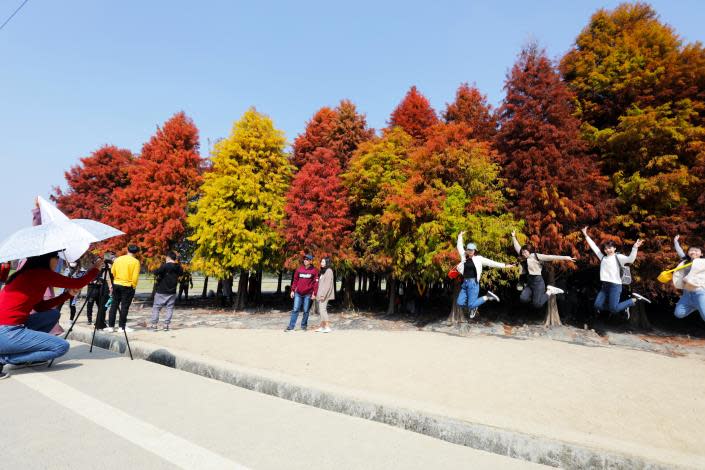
479,256,515,269
537,254,576,263
582,227,603,260
674,235,687,259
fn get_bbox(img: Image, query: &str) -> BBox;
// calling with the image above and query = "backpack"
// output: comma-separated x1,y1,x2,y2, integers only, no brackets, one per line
615,256,632,285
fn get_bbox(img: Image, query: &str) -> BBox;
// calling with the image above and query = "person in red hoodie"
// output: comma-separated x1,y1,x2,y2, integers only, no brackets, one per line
0,251,101,379
285,254,319,331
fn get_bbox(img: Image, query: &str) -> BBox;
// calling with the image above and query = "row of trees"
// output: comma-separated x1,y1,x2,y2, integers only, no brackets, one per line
53,3,705,326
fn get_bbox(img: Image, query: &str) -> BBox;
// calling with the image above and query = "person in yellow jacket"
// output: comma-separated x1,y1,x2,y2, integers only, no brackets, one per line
104,245,141,333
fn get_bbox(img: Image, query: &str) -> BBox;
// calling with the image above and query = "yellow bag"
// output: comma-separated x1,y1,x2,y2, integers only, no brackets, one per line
657,262,693,284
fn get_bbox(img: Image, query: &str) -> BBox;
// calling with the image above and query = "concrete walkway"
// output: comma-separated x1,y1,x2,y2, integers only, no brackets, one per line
60,319,705,469
0,343,544,470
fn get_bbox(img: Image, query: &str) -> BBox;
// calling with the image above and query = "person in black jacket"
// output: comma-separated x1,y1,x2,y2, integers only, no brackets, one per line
150,252,183,331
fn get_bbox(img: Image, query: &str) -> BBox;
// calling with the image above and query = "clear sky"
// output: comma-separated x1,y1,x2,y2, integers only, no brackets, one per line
1,0,703,241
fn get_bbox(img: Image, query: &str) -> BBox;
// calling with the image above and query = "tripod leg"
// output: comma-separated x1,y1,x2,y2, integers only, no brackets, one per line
90,322,98,353
49,295,89,368
123,328,134,360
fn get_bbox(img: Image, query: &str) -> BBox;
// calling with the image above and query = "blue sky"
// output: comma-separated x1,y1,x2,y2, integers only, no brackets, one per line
1,0,703,241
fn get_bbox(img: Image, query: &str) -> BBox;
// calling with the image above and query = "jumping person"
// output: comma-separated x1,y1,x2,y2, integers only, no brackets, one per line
285,254,318,331
671,235,705,322
581,227,650,319
0,253,102,379
511,231,575,309
455,231,515,319
314,257,335,333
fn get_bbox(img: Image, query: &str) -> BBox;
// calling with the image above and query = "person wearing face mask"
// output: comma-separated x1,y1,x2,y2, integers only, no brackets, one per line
0,252,102,379
671,235,705,322
581,227,650,319
455,231,516,319
511,231,576,310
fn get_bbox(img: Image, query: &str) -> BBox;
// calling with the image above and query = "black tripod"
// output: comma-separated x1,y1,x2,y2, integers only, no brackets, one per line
49,265,134,367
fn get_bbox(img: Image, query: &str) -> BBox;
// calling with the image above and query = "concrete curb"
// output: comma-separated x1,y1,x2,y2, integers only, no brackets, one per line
65,327,682,470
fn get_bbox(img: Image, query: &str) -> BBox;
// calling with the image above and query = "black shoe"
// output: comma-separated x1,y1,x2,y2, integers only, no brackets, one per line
284,328,294,332
0,364,9,380
301,327,308,331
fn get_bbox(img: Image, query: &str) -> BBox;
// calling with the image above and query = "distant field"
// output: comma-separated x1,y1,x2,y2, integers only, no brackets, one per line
135,273,346,295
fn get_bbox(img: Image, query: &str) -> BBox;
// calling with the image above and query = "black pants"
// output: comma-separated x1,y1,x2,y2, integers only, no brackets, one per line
178,284,189,300
108,285,135,328
520,275,548,309
86,284,102,322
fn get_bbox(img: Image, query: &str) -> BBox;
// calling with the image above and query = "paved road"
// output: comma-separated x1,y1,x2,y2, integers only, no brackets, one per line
0,343,544,469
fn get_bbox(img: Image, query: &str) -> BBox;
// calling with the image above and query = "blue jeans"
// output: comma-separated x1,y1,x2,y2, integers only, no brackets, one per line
456,278,487,310
287,293,312,330
0,310,69,365
674,290,705,322
594,282,635,314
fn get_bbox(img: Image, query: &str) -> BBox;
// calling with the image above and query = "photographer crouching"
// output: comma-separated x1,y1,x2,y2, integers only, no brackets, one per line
0,252,102,379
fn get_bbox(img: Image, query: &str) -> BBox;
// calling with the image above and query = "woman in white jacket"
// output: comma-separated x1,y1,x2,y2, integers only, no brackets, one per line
455,231,515,318
581,227,650,319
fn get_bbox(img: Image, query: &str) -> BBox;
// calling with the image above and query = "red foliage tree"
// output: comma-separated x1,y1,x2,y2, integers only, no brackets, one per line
330,99,375,168
106,112,204,266
495,44,613,258
388,86,439,141
283,148,352,267
290,107,338,168
52,145,133,222
443,83,497,141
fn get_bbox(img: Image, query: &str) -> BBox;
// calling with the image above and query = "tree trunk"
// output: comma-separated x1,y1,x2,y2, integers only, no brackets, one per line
544,295,561,327
201,275,209,298
628,301,651,329
235,270,249,310
447,281,465,324
276,271,283,294
342,273,355,310
386,276,397,315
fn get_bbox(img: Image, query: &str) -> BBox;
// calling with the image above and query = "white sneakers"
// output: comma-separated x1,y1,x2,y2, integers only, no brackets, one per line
102,327,116,333
315,327,332,333
546,285,565,296
468,308,478,319
486,291,500,302
631,292,652,304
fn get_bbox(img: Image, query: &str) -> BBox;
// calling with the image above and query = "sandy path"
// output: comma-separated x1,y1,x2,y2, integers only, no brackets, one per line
127,327,705,466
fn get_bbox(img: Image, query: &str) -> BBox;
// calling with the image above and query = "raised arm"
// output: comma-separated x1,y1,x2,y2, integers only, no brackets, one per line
620,239,643,265
511,231,522,255
674,235,686,259
456,232,466,262
582,227,603,260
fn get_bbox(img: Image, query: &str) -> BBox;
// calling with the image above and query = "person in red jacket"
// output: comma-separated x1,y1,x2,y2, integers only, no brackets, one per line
285,254,319,331
0,251,101,379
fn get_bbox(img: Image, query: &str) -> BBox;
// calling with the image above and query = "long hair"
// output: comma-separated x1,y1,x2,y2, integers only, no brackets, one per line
320,257,333,274
5,251,59,286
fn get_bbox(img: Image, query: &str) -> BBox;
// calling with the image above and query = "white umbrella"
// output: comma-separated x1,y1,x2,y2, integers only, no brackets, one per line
0,198,124,263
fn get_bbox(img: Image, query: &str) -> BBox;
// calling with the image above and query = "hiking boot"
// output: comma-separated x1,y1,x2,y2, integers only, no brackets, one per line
631,292,652,304
486,291,500,302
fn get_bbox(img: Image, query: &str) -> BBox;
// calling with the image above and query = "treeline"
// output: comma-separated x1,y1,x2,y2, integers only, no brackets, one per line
53,3,705,323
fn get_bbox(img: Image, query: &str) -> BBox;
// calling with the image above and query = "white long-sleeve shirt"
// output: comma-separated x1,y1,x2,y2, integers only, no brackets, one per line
683,258,705,291
585,234,638,285
673,238,691,289
456,233,508,282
